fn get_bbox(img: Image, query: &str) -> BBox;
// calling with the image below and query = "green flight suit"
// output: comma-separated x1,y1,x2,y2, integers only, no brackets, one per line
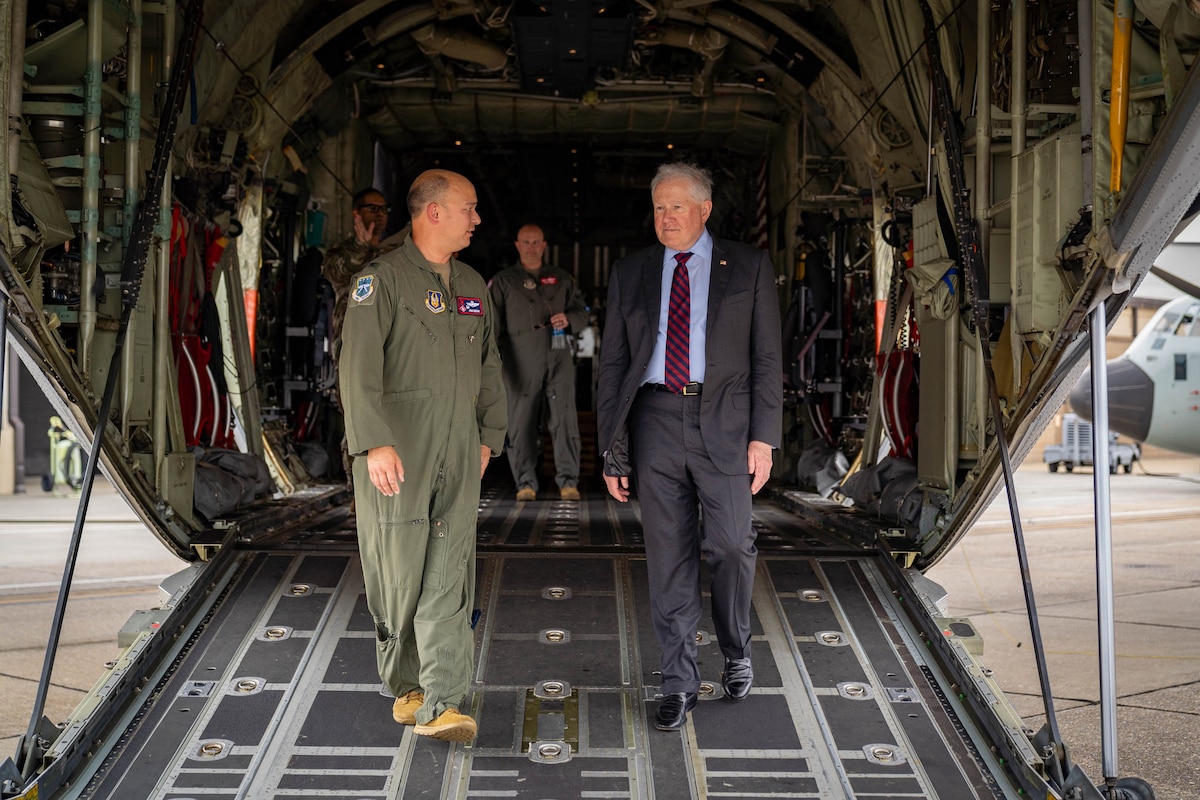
489,264,589,492
340,237,506,724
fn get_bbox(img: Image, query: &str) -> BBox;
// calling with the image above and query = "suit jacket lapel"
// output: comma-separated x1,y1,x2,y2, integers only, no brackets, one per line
641,245,665,333
707,237,733,335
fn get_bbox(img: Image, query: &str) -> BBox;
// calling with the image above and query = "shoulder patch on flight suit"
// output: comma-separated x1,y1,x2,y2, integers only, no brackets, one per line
353,275,376,304
457,297,483,315
426,290,446,313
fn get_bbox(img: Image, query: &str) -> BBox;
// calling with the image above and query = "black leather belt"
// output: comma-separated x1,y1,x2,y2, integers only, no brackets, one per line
642,382,703,396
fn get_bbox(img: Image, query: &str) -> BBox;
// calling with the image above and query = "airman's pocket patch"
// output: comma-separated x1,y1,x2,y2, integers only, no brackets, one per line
353,275,376,304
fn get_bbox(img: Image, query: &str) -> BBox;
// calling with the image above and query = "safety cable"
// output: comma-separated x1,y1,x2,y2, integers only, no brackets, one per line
16,0,205,782
916,0,1068,785
767,0,971,230
196,23,355,201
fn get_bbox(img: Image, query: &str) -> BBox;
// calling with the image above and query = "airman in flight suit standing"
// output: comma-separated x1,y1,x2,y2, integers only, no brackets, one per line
489,224,589,501
339,169,506,743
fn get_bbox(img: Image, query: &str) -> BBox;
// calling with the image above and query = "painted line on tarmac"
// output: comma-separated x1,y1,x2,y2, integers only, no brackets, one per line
973,506,1200,530
0,574,173,593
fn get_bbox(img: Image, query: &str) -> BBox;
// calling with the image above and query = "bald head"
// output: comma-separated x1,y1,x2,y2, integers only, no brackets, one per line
515,224,547,271
408,169,480,264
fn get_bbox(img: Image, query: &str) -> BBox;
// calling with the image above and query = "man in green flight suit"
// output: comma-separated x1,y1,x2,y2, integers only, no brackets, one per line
339,169,506,742
489,224,589,501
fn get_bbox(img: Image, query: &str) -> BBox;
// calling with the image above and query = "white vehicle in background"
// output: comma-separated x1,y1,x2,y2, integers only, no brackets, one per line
1044,413,1141,474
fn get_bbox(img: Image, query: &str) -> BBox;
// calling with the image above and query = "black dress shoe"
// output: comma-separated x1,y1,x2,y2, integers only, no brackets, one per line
722,657,753,700
654,691,698,730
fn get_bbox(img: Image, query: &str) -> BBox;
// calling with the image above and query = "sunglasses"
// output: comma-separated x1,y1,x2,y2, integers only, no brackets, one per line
357,203,389,213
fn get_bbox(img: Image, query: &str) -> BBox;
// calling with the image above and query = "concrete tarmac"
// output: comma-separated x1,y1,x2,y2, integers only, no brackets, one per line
1,459,1198,798
926,456,1200,800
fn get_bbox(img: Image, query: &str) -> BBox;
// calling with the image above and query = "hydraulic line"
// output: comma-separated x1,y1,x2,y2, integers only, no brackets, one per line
17,0,205,781
1110,0,1134,193
916,0,1067,779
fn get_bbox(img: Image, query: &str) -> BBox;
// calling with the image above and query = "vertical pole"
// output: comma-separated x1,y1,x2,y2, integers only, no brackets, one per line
121,0,144,434
1110,0,1134,194
1089,300,1119,782
153,0,177,480
7,0,28,178
1008,0,1028,393
1079,0,1095,211
80,0,105,376
974,0,992,258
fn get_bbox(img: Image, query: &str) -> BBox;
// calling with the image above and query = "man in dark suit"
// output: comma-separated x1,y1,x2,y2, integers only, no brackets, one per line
596,162,783,731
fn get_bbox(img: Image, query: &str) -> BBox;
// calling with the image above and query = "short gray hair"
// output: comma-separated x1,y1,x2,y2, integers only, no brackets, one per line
650,162,713,203
407,170,452,217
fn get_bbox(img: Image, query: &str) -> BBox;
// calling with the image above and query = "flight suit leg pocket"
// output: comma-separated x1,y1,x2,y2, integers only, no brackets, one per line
423,518,451,591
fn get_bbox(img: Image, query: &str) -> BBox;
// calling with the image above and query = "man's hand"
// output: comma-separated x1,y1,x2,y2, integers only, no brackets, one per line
480,445,492,479
367,446,404,496
550,312,569,331
353,211,376,245
748,440,773,495
604,474,631,503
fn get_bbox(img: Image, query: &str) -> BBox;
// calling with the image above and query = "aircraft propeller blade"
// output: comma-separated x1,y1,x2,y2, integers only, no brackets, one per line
1149,265,1200,300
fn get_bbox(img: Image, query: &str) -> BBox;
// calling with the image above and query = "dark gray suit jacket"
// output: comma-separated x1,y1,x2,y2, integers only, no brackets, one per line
596,233,784,476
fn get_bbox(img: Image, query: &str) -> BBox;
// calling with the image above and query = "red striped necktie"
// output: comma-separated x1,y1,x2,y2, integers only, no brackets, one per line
665,252,692,393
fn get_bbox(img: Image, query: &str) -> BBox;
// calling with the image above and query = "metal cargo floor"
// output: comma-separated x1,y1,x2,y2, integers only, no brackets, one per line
77,486,1006,799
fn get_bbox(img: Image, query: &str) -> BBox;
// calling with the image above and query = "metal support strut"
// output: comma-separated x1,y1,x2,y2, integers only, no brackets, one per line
15,0,206,782
916,0,1071,787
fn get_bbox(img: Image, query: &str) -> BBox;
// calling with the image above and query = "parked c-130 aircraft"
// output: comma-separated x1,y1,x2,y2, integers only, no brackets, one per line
1070,274,1200,457
2,0,1197,796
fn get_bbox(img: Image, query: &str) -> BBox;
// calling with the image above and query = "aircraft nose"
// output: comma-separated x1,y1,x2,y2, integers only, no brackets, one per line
1069,359,1154,442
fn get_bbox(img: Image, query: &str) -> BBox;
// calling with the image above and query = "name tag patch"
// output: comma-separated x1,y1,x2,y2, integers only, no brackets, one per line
458,297,483,315
539,276,559,285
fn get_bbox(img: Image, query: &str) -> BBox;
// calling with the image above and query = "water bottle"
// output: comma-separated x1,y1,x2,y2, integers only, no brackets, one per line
551,326,567,350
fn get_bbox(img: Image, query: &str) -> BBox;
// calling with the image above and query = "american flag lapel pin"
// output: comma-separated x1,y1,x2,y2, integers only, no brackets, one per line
719,259,728,266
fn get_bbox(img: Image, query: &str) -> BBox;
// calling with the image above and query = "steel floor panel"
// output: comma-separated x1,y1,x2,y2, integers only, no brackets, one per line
77,493,1005,800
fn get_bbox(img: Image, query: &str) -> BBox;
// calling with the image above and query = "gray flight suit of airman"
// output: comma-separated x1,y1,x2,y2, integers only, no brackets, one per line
340,237,506,725
489,264,589,492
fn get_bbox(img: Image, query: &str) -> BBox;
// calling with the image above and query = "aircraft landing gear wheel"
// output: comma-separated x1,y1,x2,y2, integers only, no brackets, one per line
1049,463,1059,473
1109,776,1156,800
1110,463,1118,475
1124,463,1133,473
41,472,54,493
1065,464,1074,472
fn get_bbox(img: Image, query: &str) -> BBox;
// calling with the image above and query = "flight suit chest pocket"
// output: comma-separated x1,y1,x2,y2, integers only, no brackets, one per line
457,314,485,355
399,300,439,344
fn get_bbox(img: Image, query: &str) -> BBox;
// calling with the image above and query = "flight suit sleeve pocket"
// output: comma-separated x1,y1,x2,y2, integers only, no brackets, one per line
382,388,433,404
